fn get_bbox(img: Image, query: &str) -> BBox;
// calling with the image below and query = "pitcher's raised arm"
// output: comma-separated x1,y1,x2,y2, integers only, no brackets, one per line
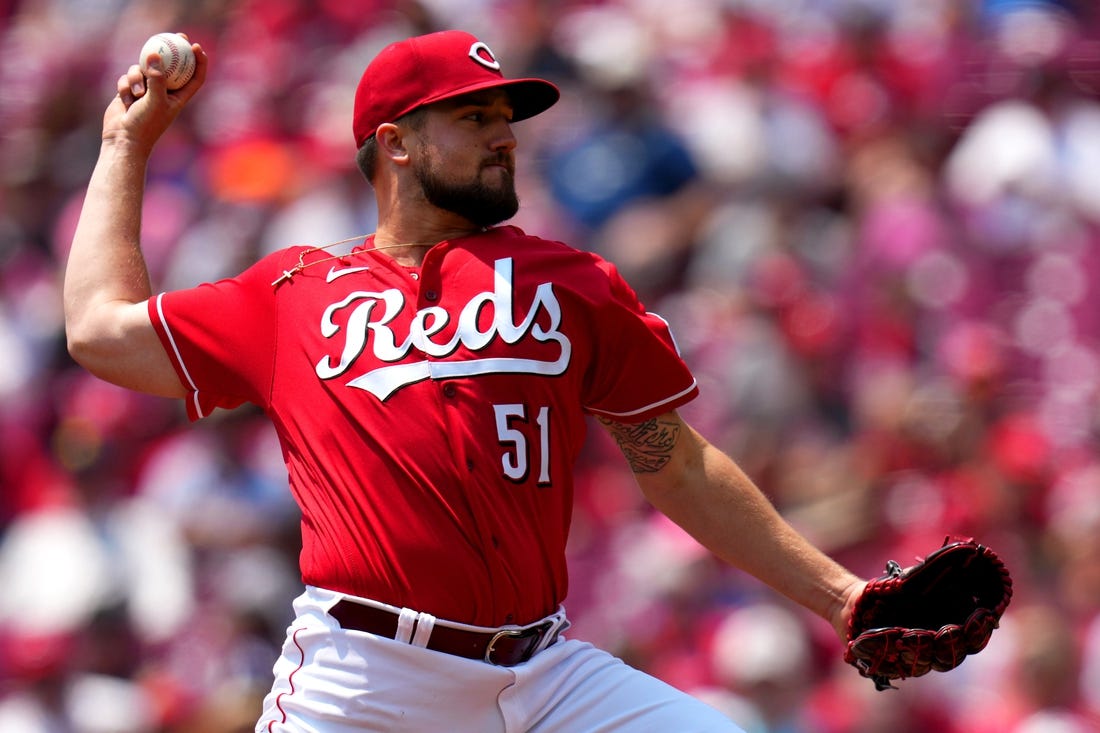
64,39,207,395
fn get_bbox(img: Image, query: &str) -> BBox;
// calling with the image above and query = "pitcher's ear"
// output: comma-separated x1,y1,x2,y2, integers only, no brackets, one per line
375,123,410,166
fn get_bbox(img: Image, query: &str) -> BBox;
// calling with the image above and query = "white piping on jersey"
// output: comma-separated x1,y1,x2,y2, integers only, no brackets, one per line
154,293,206,419
586,379,698,419
647,311,684,356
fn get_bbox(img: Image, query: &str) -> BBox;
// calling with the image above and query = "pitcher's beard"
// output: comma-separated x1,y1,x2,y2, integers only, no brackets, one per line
414,158,519,227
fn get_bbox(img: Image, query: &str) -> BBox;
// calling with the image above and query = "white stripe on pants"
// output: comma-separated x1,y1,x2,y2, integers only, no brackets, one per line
256,587,743,733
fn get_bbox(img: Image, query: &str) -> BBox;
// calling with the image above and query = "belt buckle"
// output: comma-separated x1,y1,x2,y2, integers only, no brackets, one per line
483,628,529,664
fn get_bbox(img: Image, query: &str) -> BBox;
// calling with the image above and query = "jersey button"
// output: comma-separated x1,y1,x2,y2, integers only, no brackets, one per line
425,290,439,301
442,383,457,398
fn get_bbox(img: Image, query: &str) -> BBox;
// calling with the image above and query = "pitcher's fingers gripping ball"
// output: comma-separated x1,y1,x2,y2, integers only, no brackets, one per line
139,32,196,90
844,537,1013,691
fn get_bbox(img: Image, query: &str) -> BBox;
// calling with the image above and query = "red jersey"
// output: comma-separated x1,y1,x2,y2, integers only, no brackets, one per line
148,226,698,626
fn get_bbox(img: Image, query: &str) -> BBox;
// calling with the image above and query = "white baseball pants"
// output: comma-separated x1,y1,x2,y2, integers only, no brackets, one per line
255,587,743,733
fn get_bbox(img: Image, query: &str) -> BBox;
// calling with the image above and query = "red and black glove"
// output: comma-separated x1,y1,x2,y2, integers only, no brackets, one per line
844,537,1013,690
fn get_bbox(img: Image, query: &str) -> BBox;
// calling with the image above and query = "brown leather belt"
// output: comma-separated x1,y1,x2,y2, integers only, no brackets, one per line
329,600,559,667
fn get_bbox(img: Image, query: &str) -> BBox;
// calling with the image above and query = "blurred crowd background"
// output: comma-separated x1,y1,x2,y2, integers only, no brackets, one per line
2,0,1100,730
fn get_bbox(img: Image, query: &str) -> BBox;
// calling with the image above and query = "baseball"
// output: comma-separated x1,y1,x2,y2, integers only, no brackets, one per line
139,33,196,90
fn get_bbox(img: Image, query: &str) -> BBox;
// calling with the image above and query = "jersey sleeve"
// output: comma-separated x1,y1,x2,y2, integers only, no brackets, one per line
581,258,698,422
147,249,293,421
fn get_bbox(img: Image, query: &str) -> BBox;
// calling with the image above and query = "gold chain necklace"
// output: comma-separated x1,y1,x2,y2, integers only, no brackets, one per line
270,234,439,287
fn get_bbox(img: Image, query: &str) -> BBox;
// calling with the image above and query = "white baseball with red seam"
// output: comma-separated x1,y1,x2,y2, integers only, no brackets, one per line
139,33,196,90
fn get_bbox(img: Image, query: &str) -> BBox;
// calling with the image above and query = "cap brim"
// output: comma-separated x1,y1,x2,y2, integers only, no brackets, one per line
417,77,560,123
502,78,561,122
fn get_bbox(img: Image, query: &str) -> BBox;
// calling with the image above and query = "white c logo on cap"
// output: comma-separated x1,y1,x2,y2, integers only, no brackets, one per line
468,42,501,71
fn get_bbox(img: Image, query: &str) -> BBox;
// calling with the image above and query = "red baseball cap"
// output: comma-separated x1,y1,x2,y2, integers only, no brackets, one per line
352,30,560,147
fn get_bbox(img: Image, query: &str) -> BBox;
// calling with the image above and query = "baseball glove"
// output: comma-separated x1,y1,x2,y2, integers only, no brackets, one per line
844,537,1013,691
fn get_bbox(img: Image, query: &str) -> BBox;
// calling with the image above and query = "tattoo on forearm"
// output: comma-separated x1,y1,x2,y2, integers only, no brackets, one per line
598,416,680,473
